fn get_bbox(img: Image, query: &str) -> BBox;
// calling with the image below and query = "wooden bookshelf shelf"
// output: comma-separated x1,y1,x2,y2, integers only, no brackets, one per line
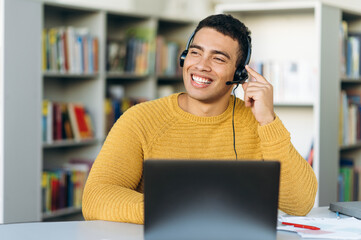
340,142,361,151
341,78,361,83
42,207,82,220
157,75,183,82
274,102,314,107
158,17,194,25
43,139,98,149
106,72,150,80
43,72,99,79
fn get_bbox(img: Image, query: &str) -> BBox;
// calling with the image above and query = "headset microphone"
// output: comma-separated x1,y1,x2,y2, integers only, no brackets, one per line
226,80,240,85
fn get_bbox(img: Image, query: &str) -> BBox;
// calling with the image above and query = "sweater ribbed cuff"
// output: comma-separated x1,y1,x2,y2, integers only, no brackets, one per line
257,116,290,142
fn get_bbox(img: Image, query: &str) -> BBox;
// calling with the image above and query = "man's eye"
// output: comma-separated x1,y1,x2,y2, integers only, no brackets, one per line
214,57,225,63
190,51,200,56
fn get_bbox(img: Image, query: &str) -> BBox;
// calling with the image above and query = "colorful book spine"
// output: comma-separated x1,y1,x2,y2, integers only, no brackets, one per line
42,161,92,213
106,27,155,74
42,100,94,143
338,158,361,202
339,89,361,146
155,36,182,76
42,26,99,74
104,97,147,134
247,60,315,104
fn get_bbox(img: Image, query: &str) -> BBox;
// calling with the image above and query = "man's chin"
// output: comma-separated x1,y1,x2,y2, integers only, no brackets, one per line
186,93,220,104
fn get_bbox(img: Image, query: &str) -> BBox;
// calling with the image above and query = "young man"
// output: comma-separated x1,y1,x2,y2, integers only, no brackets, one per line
82,14,317,224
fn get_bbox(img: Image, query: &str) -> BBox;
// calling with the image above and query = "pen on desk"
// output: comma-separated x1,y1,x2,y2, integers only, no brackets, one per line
281,222,320,230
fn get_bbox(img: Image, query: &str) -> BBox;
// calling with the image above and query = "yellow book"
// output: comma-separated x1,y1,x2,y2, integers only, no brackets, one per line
42,29,47,71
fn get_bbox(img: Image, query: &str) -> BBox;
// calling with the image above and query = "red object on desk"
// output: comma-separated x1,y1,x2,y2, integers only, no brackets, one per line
281,222,320,230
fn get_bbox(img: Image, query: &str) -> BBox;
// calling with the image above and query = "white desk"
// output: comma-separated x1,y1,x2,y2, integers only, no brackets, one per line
0,207,340,240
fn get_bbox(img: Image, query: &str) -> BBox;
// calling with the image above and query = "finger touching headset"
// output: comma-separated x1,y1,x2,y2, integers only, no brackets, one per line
179,31,252,85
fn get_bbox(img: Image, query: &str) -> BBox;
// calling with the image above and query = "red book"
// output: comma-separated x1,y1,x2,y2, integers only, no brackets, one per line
52,103,63,140
63,30,69,72
73,105,90,139
51,174,59,211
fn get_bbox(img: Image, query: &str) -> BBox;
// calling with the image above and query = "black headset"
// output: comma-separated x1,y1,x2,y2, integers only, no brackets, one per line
179,31,252,85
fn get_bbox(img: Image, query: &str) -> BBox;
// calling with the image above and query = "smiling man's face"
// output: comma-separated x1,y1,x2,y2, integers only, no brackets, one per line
182,27,239,104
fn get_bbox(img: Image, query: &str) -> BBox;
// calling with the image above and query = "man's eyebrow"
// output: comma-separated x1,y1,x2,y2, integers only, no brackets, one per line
189,44,231,60
212,50,231,60
189,44,203,51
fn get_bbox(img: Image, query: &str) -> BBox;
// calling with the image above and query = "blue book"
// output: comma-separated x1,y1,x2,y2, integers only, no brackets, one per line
347,39,352,78
66,170,74,207
112,99,121,123
88,35,93,73
77,36,84,73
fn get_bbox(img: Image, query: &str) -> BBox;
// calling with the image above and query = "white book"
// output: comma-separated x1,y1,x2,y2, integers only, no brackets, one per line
66,26,75,73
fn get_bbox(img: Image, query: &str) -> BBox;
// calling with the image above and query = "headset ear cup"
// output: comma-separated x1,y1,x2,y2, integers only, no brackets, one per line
240,69,249,82
232,67,248,85
233,68,242,83
179,50,188,67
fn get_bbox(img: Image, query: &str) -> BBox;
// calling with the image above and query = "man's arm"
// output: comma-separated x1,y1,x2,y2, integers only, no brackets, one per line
258,117,317,215
82,109,145,224
243,65,317,215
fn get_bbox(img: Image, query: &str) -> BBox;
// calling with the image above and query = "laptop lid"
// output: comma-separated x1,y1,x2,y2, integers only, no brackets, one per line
144,160,280,240
330,201,361,219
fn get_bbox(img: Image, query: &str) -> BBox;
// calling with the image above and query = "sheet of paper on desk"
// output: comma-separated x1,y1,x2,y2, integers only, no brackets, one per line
278,216,361,239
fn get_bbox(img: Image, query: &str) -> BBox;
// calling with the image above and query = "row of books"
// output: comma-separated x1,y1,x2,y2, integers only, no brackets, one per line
42,100,94,143
106,27,156,75
155,36,183,76
42,160,92,213
249,60,316,104
42,26,99,74
104,97,147,134
340,21,361,79
339,90,361,146
338,158,361,202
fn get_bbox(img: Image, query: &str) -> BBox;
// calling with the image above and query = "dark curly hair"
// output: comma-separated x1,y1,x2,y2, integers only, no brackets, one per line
194,14,251,67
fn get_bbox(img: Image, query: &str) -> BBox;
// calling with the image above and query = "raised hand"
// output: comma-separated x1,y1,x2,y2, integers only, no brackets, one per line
242,65,275,126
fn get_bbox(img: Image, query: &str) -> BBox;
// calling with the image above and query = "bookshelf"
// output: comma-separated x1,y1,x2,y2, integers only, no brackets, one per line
155,18,194,97
9,0,359,223
41,4,105,220
216,1,342,207
0,0,198,223
338,9,361,202
0,0,43,224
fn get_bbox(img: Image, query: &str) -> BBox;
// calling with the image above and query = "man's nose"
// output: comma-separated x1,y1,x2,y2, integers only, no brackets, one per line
194,56,211,72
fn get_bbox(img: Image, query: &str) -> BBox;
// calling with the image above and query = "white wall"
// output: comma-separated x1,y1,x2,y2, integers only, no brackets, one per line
2,0,42,223
0,0,4,224
36,0,214,21
212,0,361,11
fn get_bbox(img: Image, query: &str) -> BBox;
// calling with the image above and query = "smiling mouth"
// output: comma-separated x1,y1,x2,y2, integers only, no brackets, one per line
191,74,212,85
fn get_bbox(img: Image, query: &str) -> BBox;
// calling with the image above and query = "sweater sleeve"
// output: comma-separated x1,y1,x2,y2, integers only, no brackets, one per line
82,109,144,224
258,116,318,216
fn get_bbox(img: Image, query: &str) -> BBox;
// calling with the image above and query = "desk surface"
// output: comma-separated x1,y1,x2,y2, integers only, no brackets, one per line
0,207,339,240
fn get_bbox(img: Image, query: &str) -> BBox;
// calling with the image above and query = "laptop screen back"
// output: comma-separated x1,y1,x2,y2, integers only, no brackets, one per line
144,160,280,240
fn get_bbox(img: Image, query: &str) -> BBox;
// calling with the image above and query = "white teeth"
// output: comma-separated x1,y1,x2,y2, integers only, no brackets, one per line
192,75,211,84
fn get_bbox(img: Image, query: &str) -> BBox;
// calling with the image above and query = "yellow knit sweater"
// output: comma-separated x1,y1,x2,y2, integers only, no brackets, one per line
82,93,317,224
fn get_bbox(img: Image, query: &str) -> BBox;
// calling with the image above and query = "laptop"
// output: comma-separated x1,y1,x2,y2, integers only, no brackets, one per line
144,159,280,240
329,201,361,219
